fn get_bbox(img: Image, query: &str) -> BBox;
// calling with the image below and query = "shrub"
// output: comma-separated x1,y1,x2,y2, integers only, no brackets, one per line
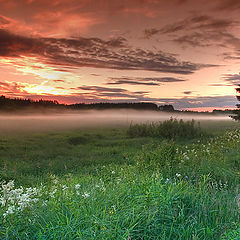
127,118,203,139
68,136,89,145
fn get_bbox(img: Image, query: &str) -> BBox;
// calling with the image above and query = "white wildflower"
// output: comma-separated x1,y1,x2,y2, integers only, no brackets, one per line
1,181,40,217
49,189,57,198
82,192,90,198
62,185,68,191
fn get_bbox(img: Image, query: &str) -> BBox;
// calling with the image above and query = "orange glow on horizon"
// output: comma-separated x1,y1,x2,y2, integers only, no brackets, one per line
0,56,74,81
24,85,69,95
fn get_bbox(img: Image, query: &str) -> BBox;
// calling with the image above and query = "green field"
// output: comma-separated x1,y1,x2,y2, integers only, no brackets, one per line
0,119,240,239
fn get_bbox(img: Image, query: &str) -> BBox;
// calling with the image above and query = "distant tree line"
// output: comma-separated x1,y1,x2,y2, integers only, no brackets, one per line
0,95,64,111
0,95,234,114
0,95,176,112
69,102,159,110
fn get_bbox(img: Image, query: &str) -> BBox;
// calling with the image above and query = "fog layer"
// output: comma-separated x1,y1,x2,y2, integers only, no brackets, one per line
0,110,234,134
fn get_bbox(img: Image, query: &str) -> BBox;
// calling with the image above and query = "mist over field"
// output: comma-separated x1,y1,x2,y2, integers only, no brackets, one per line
0,110,234,134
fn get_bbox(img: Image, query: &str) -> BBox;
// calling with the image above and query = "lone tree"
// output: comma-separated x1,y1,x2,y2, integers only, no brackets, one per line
231,85,240,121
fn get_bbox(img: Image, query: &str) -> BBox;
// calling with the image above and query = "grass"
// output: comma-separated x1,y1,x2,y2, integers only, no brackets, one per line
0,128,156,185
0,119,240,239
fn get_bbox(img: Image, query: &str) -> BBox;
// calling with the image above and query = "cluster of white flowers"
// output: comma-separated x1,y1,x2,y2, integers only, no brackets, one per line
75,184,81,195
0,177,99,219
225,129,240,143
0,180,39,218
62,185,68,191
49,189,57,198
210,180,228,191
176,129,240,165
98,179,106,192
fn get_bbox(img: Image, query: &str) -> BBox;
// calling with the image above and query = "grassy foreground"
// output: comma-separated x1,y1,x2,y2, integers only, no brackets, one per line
0,121,240,239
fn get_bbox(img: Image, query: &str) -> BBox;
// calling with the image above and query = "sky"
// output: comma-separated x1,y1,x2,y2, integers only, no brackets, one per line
0,0,240,110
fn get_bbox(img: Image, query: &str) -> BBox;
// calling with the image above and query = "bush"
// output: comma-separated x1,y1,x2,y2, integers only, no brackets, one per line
127,118,203,139
68,136,89,145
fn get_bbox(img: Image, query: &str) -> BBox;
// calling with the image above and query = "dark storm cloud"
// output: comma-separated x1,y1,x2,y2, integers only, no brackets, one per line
222,52,240,60
144,28,161,39
174,32,212,47
175,31,240,49
108,80,160,86
91,74,101,77
152,77,186,82
144,15,236,38
72,84,236,109
0,29,44,57
144,14,240,52
73,85,149,100
183,91,192,95
138,95,236,109
222,74,240,86
0,29,214,74
53,80,65,83
97,92,143,98
168,95,236,109
107,77,186,86
209,83,233,87
78,86,126,93
0,81,10,87
43,36,206,74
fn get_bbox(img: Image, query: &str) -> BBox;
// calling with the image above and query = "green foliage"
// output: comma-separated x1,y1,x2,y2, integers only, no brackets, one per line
127,118,203,139
222,226,240,240
0,168,239,239
0,125,240,239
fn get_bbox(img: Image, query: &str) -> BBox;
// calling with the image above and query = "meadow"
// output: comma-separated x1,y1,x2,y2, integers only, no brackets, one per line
0,115,240,239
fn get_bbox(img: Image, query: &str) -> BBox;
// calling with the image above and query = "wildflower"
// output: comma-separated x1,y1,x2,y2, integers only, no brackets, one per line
109,205,116,214
53,179,58,184
165,178,171,184
82,192,90,198
50,189,57,198
49,174,59,185
1,181,40,217
75,184,81,190
109,210,114,214
176,173,181,177
62,185,68,191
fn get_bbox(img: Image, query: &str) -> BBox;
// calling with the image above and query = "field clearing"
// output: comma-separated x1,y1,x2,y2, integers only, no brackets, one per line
0,117,240,239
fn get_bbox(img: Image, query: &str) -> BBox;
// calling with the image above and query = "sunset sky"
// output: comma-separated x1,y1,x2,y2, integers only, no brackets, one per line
0,0,240,110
